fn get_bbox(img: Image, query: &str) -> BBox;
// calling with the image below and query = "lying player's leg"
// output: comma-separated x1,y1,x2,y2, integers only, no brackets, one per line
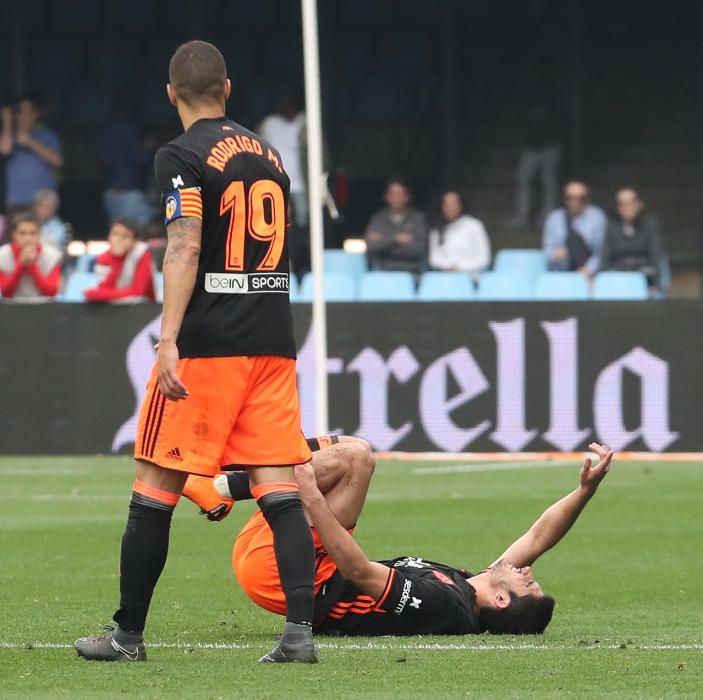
233,437,375,620
182,435,374,527
75,359,239,662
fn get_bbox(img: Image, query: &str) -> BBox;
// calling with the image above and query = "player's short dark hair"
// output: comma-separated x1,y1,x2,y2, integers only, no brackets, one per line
169,41,227,106
479,593,555,635
110,218,140,238
10,212,39,232
385,176,409,193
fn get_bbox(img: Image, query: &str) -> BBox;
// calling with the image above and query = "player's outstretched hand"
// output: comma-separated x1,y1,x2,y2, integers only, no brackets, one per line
157,340,189,401
579,442,613,493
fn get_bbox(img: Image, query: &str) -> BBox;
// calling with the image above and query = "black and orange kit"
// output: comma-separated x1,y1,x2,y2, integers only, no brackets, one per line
134,116,311,474
313,557,483,636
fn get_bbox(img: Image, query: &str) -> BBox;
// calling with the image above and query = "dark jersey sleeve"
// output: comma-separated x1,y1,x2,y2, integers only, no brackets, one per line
153,144,204,225
377,568,463,627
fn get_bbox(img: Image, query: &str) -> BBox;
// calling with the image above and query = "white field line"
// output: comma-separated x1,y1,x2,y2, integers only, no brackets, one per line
0,494,125,501
0,469,90,477
413,461,575,475
1,641,702,651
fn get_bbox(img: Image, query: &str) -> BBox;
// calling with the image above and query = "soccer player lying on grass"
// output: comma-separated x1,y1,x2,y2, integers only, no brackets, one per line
184,440,613,637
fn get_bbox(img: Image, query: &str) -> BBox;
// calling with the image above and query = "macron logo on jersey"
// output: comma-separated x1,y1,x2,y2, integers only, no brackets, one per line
394,578,414,615
205,272,290,294
172,175,185,188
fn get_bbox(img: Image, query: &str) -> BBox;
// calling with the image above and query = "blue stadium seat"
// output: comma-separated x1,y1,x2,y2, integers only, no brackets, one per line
534,272,589,301
323,251,368,283
298,272,357,302
288,273,299,301
494,249,547,283
476,272,534,301
417,272,475,301
75,254,96,273
358,272,415,301
592,272,649,300
57,272,98,303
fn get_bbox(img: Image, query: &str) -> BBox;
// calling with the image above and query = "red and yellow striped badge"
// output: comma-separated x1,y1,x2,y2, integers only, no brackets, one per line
179,187,203,220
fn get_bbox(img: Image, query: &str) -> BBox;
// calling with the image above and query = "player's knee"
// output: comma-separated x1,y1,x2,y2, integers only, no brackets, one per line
347,440,375,479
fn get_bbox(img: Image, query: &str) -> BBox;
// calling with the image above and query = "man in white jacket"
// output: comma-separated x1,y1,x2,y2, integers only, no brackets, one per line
429,191,491,280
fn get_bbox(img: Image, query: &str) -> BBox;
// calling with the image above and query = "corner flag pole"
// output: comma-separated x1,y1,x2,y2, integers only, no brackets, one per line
301,0,329,435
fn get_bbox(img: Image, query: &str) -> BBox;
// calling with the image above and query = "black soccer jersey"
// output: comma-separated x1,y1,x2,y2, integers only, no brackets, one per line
314,556,483,636
154,116,297,359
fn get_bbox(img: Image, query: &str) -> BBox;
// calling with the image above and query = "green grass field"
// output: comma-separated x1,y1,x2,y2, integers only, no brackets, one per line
1,455,701,699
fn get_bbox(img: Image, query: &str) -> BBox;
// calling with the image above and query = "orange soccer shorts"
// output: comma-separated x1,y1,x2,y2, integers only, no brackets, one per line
134,356,311,476
234,510,348,616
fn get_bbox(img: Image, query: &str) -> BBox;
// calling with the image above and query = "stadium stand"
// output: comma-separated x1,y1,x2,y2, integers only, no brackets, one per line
322,250,367,283
297,272,357,302
57,272,98,303
358,271,416,301
592,271,650,300
417,271,475,301
493,249,547,284
534,272,590,301
477,271,534,301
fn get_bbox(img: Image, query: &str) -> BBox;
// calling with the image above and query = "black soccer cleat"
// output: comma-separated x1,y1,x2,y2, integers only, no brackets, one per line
259,622,319,664
75,624,146,662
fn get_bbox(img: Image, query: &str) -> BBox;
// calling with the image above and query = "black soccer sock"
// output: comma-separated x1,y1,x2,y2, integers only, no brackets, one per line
112,484,177,634
225,471,254,501
253,484,315,627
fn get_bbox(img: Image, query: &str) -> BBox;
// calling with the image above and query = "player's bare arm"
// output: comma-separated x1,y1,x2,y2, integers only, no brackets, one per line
158,216,202,401
296,462,390,599
492,443,614,568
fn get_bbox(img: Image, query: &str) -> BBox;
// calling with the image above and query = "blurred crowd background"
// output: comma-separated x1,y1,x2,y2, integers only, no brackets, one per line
0,0,701,303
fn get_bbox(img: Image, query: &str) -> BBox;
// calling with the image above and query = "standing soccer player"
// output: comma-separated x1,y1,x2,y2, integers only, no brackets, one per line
76,41,317,664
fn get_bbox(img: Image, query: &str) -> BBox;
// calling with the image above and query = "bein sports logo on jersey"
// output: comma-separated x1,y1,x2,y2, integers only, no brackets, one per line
204,272,289,294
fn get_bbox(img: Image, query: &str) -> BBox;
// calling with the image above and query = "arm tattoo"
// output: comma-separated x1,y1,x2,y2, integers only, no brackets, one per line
163,217,202,266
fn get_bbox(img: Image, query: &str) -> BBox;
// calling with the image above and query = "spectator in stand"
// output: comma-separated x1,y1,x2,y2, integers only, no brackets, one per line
258,87,307,229
602,188,663,288
365,178,428,275
0,213,61,300
542,181,606,277
429,190,491,280
510,98,564,228
0,94,63,221
84,219,155,303
100,91,154,227
33,189,67,250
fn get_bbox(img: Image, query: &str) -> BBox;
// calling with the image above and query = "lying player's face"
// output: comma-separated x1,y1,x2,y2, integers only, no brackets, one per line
108,223,136,257
13,221,40,248
493,559,544,598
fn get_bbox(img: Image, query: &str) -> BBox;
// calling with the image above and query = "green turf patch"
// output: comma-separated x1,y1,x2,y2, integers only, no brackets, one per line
1,456,702,698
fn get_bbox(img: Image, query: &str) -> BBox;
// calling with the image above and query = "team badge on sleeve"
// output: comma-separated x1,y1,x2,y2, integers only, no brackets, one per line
164,187,203,224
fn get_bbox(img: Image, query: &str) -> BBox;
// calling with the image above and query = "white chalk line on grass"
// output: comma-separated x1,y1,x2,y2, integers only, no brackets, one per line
413,461,575,475
0,494,124,501
2,641,702,652
0,469,90,477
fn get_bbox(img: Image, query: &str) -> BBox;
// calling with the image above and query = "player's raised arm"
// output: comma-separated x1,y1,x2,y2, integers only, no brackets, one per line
296,463,391,599
491,443,614,569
